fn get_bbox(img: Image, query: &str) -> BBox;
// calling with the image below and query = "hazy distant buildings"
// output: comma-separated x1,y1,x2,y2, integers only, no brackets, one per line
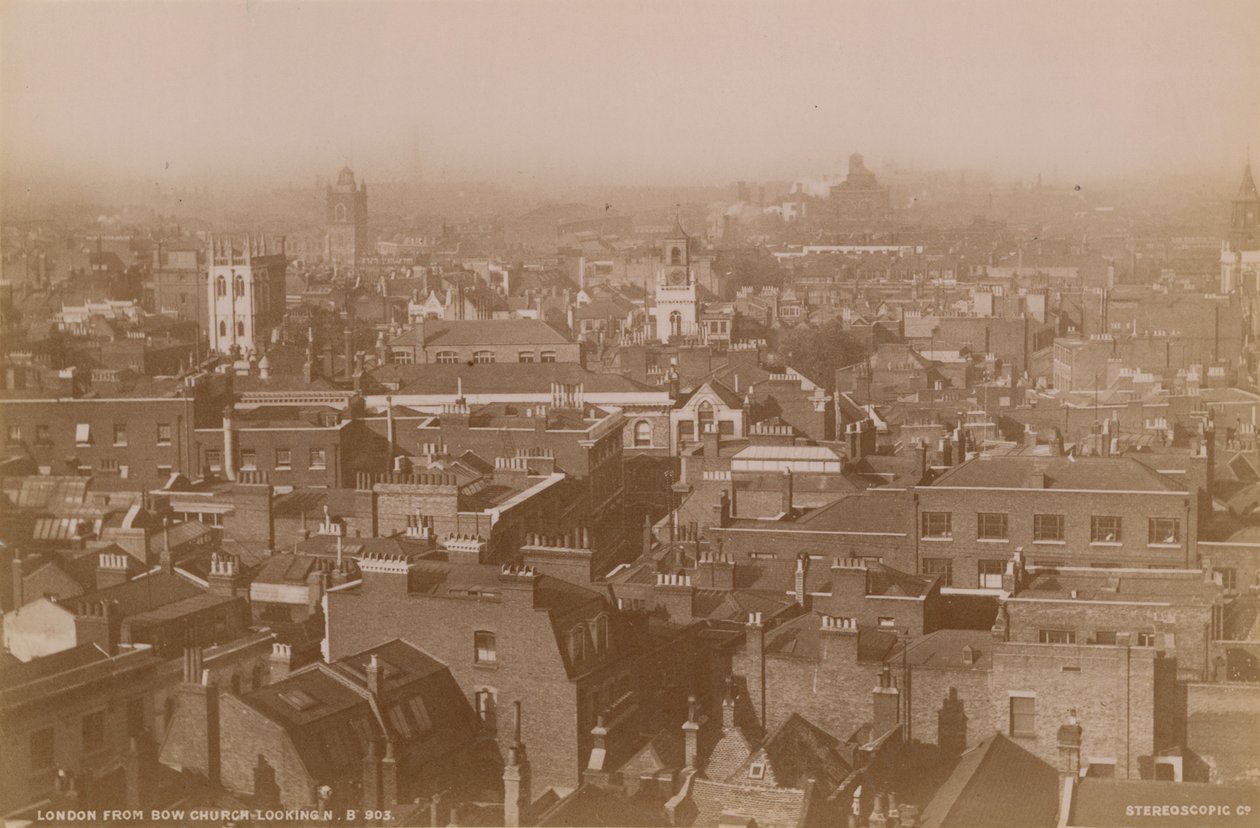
326,164,368,270
829,152,893,238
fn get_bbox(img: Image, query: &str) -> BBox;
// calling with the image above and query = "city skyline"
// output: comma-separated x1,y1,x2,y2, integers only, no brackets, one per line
2,0,1258,190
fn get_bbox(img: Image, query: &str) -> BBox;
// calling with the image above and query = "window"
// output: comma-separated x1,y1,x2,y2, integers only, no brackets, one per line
219,320,227,337
592,615,609,652
157,423,172,446
633,420,652,447
977,513,1008,540
1038,629,1076,644
113,424,127,446
82,710,105,752
474,631,496,664
205,449,222,471
275,449,291,469
392,350,415,365
670,246,683,266
1215,567,1237,591
75,423,92,446
237,321,245,337
473,350,495,364
748,761,766,780
30,728,54,770
475,688,496,728
922,512,952,539
569,626,586,664
310,448,327,470
978,559,1006,589
241,449,257,470
7,424,20,444
435,350,459,364
234,275,245,298
1009,696,1035,737
216,275,226,297
518,351,535,363
35,424,51,445
669,310,682,337
1033,514,1064,542
921,558,952,586
99,458,119,472
1135,632,1156,647
1148,518,1180,545
697,401,714,432
1090,515,1122,543
540,350,557,363
878,617,895,628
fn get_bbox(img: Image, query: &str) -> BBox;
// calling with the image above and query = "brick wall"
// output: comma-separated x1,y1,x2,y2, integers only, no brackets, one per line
915,487,1196,586
990,641,1158,778
326,578,617,792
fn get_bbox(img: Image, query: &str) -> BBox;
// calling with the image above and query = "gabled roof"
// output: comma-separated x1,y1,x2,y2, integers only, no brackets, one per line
735,713,851,793
918,733,1060,828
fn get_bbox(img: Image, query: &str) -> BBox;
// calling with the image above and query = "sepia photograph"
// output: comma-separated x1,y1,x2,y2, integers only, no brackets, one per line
1,1,1259,826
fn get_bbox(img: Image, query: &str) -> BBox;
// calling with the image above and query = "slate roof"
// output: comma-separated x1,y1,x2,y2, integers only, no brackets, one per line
688,778,808,828
930,455,1187,492
368,362,657,395
918,733,1060,828
763,612,899,662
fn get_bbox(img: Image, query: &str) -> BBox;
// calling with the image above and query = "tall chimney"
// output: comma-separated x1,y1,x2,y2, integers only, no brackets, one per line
503,701,531,827
682,696,700,770
222,406,237,481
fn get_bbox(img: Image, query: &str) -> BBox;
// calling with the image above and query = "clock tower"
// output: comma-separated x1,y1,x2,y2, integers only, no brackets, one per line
653,217,700,342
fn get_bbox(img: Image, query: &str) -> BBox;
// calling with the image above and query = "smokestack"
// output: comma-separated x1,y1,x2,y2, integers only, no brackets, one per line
222,406,237,481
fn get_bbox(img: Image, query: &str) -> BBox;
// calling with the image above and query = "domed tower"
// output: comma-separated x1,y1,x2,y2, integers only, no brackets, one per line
326,164,368,271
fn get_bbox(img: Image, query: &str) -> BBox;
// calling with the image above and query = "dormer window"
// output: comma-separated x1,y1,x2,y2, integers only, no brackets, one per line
748,761,766,780
591,615,609,653
569,625,586,664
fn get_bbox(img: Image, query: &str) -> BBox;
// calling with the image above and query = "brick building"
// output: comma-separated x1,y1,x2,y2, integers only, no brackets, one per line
325,560,644,793
914,455,1197,588
387,318,580,366
0,366,220,491
161,638,486,811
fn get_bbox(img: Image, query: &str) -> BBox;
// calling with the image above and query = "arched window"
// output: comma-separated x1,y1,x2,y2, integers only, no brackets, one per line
697,400,714,432
634,420,652,447
216,275,226,297
234,274,245,297
670,246,682,266
237,321,245,337
335,203,347,222
669,310,682,337
473,350,496,364
569,625,586,664
219,320,227,337
435,350,459,364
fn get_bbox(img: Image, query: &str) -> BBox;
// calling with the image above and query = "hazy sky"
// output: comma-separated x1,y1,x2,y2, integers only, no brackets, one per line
2,0,1258,188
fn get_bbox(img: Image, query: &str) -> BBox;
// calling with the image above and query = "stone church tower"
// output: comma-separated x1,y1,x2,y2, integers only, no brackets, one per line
326,165,368,270
653,217,700,342
207,235,287,356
